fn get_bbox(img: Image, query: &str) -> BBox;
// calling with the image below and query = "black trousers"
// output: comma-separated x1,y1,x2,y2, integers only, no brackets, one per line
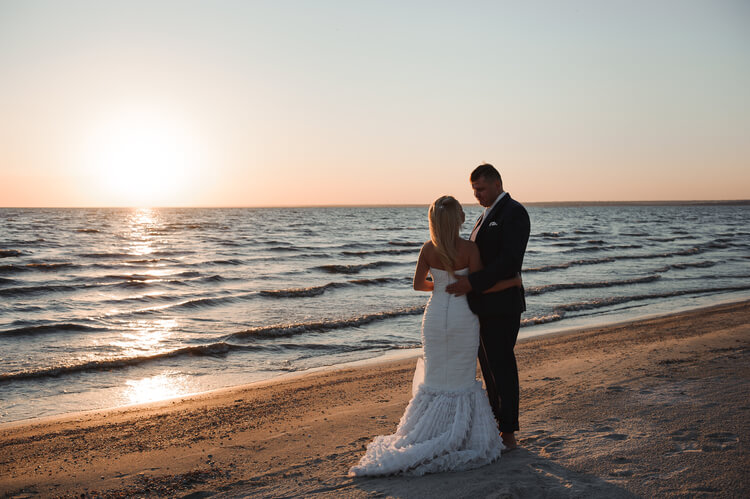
477,313,521,433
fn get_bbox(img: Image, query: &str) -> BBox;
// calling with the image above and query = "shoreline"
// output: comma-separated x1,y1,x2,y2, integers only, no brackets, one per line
2,300,748,497
4,296,748,430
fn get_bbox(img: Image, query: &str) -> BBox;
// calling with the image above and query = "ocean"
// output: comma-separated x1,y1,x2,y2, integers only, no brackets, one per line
1,204,749,423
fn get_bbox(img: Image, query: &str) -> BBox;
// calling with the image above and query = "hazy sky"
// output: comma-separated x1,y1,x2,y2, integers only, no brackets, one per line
1,0,749,207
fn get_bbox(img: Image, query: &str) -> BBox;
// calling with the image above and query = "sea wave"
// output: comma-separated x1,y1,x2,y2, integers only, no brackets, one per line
647,235,696,242
209,259,244,266
1,322,106,337
524,247,708,273
524,257,615,272
521,314,563,326
80,252,134,259
552,284,750,314
169,295,243,310
0,265,29,275
668,261,716,269
124,258,177,264
25,262,78,271
316,261,402,274
349,277,409,286
341,248,418,256
227,305,425,340
525,275,661,295
0,342,264,382
0,249,23,258
260,282,346,298
562,244,643,253
260,277,405,298
615,247,703,260
388,241,422,247
0,283,82,297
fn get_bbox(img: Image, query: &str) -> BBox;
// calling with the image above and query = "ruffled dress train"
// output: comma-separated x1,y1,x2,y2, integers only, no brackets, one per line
349,268,504,476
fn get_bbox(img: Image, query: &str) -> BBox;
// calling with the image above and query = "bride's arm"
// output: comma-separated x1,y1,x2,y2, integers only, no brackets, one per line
483,273,522,294
468,242,521,294
413,243,434,292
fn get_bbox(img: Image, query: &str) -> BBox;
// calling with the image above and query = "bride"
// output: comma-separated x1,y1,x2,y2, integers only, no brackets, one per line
349,195,522,476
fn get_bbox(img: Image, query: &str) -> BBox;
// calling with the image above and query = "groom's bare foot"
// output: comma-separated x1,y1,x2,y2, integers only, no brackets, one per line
501,432,518,452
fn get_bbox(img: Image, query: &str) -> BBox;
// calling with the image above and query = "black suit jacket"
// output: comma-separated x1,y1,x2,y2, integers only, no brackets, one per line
467,193,530,317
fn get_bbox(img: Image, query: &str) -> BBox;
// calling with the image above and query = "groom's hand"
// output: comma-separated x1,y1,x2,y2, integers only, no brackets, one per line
446,277,472,296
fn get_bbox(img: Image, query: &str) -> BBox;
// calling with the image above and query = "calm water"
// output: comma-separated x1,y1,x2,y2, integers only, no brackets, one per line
1,205,749,423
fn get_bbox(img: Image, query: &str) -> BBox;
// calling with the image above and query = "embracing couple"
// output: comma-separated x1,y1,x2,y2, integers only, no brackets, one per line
349,163,530,476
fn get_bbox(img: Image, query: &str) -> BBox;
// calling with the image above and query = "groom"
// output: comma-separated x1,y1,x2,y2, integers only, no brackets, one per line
446,163,530,450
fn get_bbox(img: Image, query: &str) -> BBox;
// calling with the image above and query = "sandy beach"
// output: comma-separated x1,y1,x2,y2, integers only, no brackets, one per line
2,300,748,498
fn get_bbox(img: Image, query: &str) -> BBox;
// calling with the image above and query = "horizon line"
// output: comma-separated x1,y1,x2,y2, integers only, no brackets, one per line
1,199,749,209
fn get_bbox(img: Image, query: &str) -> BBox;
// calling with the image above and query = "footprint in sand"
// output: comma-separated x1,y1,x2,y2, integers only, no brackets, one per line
522,430,567,456
521,429,552,446
606,385,626,393
666,429,701,455
602,433,628,441
609,469,634,477
540,435,569,456
689,486,721,493
669,428,698,442
702,432,739,451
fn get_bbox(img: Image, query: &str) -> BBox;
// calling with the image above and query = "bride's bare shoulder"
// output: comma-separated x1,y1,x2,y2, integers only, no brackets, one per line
457,238,478,253
418,240,436,260
451,238,475,268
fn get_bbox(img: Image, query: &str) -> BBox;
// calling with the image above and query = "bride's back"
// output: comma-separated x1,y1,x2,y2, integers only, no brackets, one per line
422,266,479,389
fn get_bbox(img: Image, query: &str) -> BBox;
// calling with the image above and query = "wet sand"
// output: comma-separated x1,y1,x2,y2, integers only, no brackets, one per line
1,300,748,498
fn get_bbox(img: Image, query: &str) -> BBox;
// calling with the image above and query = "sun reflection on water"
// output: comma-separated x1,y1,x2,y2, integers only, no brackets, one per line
123,372,192,405
127,208,158,256
110,318,177,355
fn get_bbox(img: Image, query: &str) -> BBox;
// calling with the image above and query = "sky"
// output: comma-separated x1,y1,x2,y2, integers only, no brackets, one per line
1,0,749,207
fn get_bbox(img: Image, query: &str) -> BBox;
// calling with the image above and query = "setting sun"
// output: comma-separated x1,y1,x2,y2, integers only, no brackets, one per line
81,109,203,206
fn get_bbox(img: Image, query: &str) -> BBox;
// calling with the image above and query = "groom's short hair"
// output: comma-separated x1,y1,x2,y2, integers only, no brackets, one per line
471,163,502,184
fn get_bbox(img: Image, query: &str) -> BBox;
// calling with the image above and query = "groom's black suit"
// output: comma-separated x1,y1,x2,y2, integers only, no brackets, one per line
467,193,530,433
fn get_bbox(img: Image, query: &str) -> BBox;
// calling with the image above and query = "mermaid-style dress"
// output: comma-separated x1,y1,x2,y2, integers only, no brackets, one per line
349,268,504,476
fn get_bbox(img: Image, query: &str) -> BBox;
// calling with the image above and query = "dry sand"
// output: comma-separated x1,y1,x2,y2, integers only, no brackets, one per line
1,300,748,498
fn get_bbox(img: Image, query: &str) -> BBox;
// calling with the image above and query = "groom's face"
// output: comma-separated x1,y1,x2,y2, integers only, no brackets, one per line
471,176,502,207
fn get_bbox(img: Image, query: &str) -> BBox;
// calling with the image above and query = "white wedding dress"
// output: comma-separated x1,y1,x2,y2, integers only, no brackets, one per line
349,268,504,476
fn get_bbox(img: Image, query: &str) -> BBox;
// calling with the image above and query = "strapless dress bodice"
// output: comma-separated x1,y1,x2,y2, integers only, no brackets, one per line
429,267,468,293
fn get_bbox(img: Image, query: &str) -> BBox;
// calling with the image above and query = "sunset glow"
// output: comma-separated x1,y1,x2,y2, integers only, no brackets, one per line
1,1,748,207
80,110,203,207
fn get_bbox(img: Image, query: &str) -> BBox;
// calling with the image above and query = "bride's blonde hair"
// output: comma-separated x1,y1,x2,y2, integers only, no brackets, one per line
428,195,464,275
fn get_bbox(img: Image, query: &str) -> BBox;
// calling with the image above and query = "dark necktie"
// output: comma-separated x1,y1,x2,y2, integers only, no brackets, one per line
470,212,484,241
